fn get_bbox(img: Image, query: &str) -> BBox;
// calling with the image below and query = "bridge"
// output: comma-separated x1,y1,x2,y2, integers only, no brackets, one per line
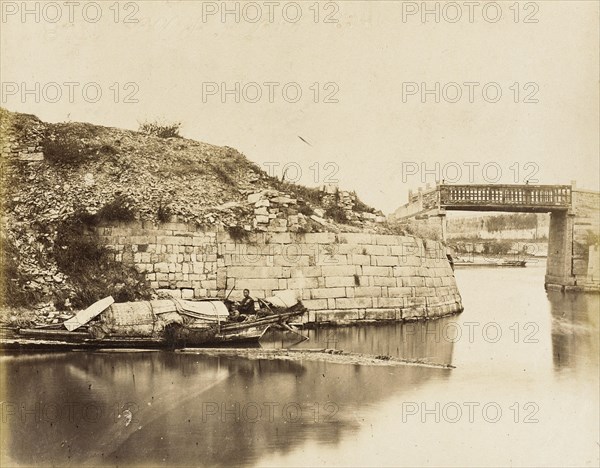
391,182,599,293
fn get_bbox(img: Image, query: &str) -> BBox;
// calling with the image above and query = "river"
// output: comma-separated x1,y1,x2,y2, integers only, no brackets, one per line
1,261,598,467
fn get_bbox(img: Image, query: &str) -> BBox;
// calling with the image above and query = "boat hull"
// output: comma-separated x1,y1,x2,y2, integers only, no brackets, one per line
1,308,306,351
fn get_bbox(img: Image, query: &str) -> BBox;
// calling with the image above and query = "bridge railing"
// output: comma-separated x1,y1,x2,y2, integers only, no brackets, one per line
439,184,571,208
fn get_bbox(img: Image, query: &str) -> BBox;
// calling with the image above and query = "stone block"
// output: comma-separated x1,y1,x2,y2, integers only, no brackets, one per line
389,245,415,256
365,308,396,320
372,276,396,287
273,255,310,267
362,266,390,276
401,277,425,287
314,309,360,323
335,297,373,309
377,297,405,308
415,286,435,297
361,245,388,256
397,256,423,267
216,270,227,289
287,276,320,289
406,296,427,306
374,235,400,246
388,287,413,297
402,307,426,319
317,254,348,266
301,299,329,310
301,232,337,244
337,233,373,244
266,232,292,244
227,266,283,278
248,192,265,204
393,266,416,277
325,276,356,288
353,286,382,297
349,254,371,265
322,265,358,277
375,256,400,267
336,244,362,255
180,288,194,299
161,222,190,232
290,267,322,278
311,288,346,299
232,278,279,290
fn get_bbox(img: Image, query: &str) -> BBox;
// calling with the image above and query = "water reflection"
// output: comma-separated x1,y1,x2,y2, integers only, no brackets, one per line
1,351,447,467
2,263,598,467
548,290,599,372
263,318,457,365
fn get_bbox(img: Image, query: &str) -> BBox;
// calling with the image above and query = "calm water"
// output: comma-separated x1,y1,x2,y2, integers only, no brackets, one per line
1,262,599,467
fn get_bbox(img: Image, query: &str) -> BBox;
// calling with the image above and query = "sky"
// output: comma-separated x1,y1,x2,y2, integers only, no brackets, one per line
1,0,598,214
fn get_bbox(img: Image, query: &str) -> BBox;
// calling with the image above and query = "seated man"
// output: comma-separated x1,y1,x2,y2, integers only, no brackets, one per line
238,289,255,315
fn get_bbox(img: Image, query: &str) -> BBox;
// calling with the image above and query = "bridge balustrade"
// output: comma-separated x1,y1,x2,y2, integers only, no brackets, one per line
439,184,571,208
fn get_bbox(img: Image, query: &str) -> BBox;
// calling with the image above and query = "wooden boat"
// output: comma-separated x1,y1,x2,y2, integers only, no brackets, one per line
1,292,306,351
499,260,527,267
165,307,306,348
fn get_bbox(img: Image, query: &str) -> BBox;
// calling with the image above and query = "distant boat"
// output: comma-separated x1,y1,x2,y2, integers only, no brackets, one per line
454,259,527,268
499,259,527,267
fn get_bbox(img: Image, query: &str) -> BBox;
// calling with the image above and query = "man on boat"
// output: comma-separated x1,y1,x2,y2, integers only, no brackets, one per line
238,289,255,315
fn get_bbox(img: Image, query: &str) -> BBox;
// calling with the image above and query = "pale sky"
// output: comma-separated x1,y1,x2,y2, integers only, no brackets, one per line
1,1,598,213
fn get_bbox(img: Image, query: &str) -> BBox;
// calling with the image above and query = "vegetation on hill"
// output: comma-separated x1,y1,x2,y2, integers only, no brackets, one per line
0,108,381,311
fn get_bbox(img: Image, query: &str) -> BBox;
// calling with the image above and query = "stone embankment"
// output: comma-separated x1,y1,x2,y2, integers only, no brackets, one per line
93,221,462,325
1,108,463,323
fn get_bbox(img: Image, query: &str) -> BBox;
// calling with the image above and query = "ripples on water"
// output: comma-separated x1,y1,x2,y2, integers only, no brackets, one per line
1,263,598,467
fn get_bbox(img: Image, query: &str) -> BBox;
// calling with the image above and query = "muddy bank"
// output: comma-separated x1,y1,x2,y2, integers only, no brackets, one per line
176,347,455,369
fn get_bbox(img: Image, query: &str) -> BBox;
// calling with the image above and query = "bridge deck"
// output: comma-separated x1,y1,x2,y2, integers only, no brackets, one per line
439,184,571,212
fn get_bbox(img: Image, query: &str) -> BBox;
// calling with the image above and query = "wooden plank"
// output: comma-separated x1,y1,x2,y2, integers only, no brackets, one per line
20,329,90,339
63,296,114,332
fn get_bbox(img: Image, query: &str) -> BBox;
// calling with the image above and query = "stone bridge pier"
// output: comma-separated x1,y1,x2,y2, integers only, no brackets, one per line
390,182,600,292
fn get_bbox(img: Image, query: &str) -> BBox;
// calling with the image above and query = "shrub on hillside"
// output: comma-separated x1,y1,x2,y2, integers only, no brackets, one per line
157,202,174,223
42,134,87,165
325,205,348,224
138,120,182,138
95,195,136,223
298,203,314,216
226,225,250,242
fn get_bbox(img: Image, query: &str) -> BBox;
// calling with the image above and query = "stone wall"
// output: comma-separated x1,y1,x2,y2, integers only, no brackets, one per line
0,110,45,161
93,222,463,325
571,189,600,291
546,189,600,292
